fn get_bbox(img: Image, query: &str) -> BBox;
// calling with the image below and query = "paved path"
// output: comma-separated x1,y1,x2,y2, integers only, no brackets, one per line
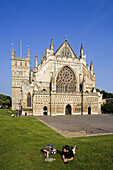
37,114,113,137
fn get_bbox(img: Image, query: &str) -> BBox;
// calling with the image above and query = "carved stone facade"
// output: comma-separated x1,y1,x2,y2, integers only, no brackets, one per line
11,36,102,116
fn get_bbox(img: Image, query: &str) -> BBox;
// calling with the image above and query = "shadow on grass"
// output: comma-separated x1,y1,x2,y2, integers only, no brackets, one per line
56,150,62,156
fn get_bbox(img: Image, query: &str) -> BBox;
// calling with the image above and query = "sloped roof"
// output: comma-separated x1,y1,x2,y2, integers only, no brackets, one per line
54,39,77,58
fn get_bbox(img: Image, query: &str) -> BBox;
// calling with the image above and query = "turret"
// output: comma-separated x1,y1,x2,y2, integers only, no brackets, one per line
11,46,15,59
80,43,86,65
90,61,93,74
50,38,53,52
80,44,83,56
27,48,30,60
35,53,38,68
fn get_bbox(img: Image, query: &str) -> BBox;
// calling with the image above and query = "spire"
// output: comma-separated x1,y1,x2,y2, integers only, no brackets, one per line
81,43,83,50
90,60,93,74
27,46,30,59
80,43,84,57
35,53,38,68
65,34,67,41
50,38,53,51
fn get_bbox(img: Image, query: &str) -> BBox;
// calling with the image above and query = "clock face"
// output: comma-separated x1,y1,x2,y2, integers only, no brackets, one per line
61,48,71,57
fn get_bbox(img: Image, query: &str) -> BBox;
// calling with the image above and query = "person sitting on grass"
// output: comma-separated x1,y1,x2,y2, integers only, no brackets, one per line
62,144,77,163
43,144,56,158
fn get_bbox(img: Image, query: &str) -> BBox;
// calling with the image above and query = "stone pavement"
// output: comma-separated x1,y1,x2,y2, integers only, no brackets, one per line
37,114,113,137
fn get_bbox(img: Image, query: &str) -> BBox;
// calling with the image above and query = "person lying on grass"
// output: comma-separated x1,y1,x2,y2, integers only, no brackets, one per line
62,144,77,163
43,144,56,158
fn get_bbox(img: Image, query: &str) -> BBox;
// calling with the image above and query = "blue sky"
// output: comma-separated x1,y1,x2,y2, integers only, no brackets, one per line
0,0,113,96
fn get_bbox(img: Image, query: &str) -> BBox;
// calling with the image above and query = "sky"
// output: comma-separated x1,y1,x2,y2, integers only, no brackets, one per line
0,0,113,96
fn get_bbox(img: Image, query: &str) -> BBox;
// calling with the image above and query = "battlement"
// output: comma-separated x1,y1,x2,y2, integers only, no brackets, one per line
13,56,30,61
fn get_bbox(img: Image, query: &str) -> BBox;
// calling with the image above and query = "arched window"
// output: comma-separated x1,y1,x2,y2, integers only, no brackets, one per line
56,66,76,93
15,61,17,66
20,62,22,66
27,92,31,107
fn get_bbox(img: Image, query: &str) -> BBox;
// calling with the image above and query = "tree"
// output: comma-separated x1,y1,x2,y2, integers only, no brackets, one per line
100,90,113,99
101,103,113,113
0,94,11,107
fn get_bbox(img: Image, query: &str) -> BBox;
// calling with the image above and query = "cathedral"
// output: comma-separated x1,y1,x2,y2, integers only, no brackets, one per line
11,35,102,116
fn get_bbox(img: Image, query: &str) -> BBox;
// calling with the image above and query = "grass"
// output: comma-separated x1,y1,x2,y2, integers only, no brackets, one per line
0,116,113,170
0,109,16,116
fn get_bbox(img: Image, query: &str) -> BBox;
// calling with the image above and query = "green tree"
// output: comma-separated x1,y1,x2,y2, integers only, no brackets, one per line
0,94,11,107
100,90,113,99
101,103,113,113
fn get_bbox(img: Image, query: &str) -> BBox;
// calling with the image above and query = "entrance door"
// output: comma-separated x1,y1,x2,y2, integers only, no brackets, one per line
65,104,71,115
43,106,47,116
88,106,91,115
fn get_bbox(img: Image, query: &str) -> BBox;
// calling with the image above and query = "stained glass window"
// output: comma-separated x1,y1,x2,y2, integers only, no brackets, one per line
56,66,76,93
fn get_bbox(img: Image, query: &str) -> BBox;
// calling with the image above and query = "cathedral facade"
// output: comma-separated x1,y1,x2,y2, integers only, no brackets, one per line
11,36,102,116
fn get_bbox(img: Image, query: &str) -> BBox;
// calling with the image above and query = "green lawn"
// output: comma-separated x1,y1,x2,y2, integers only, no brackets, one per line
0,116,113,170
0,109,16,116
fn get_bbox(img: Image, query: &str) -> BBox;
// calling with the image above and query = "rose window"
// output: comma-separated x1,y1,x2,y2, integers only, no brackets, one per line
56,66,76,93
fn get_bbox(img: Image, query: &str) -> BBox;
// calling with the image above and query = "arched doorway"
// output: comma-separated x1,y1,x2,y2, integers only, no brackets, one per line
43,106,47,116
65,104,71,115
88,106,91,115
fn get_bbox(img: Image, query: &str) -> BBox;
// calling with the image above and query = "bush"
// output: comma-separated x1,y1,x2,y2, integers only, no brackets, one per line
102,103,113,113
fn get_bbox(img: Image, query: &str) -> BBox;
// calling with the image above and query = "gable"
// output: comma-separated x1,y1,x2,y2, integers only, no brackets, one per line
54,40,77,59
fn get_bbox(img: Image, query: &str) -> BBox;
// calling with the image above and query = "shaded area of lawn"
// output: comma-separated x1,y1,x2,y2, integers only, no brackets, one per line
0,109,16,116
0,116,113,170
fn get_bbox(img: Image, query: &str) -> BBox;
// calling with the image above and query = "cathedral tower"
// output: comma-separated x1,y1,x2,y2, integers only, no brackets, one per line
11,46,30,110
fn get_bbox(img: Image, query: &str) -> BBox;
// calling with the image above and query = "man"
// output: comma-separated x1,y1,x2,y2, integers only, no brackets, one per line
43,144,56,158
62,144,77,163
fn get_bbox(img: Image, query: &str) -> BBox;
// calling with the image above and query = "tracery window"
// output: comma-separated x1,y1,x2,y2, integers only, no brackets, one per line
56,66,76,93
27,92,31,107
61,47,71,57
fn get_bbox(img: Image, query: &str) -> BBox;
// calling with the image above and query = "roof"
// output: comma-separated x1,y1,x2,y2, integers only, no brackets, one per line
54,39,77,58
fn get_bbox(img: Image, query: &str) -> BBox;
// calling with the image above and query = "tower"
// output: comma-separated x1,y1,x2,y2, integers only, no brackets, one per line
34,53,38,73
11,46,30,110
